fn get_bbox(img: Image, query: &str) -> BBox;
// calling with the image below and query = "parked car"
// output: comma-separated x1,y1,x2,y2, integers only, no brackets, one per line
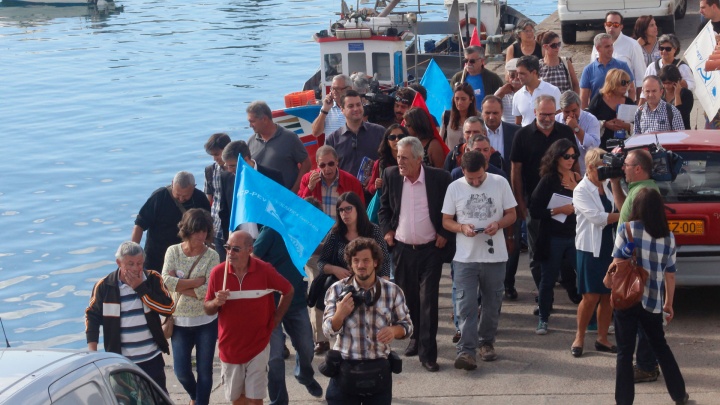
558,0,688,44
624,130,720,286
0,349,173,405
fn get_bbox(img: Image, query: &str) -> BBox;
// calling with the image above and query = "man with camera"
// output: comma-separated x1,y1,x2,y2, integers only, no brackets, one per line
610,148,662,384
321,237,412,404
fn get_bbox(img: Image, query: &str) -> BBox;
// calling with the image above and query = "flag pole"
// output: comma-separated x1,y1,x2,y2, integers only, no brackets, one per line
222,259,229,291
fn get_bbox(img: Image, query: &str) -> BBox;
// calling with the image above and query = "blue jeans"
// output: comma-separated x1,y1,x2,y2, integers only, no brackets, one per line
538,237,576,322
614,304,686,405
454,261,505,355
171,318,218,405
268,305,317,405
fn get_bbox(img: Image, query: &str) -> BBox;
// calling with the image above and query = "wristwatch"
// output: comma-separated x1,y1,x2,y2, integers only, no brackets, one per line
573,127,580,133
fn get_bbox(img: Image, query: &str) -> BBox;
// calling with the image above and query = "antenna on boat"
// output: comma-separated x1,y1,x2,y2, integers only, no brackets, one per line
0,318,10,348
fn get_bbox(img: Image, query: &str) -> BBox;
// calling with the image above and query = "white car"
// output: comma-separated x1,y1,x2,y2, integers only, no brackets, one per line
0,349,173,405
558,0,688,44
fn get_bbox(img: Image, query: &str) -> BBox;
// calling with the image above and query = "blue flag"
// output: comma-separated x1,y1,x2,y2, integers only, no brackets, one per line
229,161,333,276
420,58,453,127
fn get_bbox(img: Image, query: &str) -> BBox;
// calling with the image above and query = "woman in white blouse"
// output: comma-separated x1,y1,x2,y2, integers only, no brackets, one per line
570,149,619,357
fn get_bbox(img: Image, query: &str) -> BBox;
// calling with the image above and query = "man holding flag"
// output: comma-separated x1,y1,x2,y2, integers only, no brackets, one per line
450,46,503,110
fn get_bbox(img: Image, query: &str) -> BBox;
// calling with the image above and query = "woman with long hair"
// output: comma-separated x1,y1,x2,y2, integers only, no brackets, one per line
440,83,478,150
162,208,219,405
608,188,689,405
366,124,408,195
634,15,660,67
318,192,391,280
505,19,543,62
403,107,446,168
587,68,636,150
529,139,582,335
539,31,579,94
570,148,619,357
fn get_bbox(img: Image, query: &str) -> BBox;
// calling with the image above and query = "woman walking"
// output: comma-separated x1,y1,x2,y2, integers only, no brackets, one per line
440,83,478,150
539,31,579,94
607,188,689,405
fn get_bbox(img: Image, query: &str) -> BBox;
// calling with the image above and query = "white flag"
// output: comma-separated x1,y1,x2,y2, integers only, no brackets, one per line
684,21,720,119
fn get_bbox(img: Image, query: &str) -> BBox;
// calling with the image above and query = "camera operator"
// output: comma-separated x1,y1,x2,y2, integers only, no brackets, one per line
322,237,413,404
610,148,663,384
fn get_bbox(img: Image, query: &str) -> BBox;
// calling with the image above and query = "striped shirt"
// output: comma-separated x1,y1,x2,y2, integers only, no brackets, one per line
633,99,684,135
325,104,346,136
119,278,161,363
612,221,676,313
323,277,413,360
210,163,224,239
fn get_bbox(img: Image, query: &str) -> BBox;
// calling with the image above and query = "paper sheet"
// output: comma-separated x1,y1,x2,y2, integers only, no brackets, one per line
547,193,573,223
616,104,638,123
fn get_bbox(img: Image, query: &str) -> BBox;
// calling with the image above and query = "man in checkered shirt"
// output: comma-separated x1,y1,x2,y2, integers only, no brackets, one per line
634,76,684,134
322,237,412,404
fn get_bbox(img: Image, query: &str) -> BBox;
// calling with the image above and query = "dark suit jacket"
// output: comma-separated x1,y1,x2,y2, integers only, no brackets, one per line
378,165,453,261
499,121,520,174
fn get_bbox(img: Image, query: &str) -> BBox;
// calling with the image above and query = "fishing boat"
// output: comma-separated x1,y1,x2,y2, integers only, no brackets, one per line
0,0,122,26
272,0,531,165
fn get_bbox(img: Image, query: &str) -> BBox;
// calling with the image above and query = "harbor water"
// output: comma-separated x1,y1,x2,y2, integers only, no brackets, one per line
0,0,554,349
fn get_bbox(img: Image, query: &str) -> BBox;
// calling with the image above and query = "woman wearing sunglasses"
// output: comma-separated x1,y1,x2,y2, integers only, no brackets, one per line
366,124,408,195
539,31,579,94
642,34,695,91
505,19,543,63
529,139,582,335
318,191,391,281
634,16,660,67
587,68,636,150
440,83,478,151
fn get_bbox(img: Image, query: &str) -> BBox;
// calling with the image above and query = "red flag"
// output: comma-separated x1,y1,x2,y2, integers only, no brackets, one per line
470,26,482,47
403,93,450,156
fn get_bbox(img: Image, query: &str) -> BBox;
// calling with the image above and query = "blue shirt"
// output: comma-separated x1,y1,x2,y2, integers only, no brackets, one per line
580,58,634,100
465,73,485,110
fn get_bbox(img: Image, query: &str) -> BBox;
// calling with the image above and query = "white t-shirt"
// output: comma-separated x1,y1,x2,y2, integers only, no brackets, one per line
441,174,517,263
512,80,562,126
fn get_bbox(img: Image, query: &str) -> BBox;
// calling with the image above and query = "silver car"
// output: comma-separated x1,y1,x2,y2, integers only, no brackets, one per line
0,349,173,405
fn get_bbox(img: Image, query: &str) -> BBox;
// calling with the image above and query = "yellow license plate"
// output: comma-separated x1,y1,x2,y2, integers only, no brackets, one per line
668,220,705,235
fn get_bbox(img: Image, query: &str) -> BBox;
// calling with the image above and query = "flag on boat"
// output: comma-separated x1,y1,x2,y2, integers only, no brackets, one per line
229,160,334,276
420,58,454,135
470,27,482,47
406,89,450,156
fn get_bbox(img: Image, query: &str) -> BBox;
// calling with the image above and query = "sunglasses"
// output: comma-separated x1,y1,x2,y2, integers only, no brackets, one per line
395,96,411,105
562,153,579,160
223,244,244,253
604,22,621,28
463,58,480,64
659,46,674,52
547,42,562,49
387,134,406,141
337,206,354,214
486,238,494,254
620,79,631,86
318,161,336,169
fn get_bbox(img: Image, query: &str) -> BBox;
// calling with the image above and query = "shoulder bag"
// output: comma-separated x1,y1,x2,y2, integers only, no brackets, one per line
604,223,649,310
162,247,207,339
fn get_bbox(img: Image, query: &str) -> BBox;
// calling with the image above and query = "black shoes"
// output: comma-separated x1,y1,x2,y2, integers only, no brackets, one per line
404,339,418,356
452,330,461,343
594,341,617,353
571,346,583,358
282,344,290,359
504,287,518,300
421,361,440,372
675,392,690,404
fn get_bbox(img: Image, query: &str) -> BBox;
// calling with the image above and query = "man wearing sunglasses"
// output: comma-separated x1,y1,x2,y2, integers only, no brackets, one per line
393,87,416,124
450,46,503,110
298,145,365,218
312,74,351,138
590,11,646,100
580,33,636,108
442,150,517,369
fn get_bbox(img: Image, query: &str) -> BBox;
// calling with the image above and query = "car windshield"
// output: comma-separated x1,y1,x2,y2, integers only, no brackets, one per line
659,151,720,202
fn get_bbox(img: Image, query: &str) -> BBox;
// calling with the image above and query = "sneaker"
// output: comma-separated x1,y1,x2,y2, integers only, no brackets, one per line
479,344,497,361
454,352,477,370
452,330,461,343
634,365,660,383
536,321,548,335
608,324,615,335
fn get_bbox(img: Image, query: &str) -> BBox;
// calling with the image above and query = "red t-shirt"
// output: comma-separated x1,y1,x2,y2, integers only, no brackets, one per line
205,257,292,364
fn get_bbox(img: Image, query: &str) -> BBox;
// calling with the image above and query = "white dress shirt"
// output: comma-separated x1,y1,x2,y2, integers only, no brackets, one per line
555,110,601,174
485,124,505,158
512,80,562,126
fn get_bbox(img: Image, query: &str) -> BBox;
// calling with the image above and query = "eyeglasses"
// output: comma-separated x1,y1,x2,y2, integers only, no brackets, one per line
604,22,622,28
620,79,631,86
547,42,562,49
223,244,245,253
387,134,406,141
337,206,354,214
463,58,480,64
659,46,674,52
318,161,337,169
538,113,555,119
562,153,579,160
486,238,494,254
331,86,350,91
622,162,638,168
522,28,535,34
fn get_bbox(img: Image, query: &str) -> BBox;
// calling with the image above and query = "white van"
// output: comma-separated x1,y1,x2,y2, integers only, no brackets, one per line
558,0,688,44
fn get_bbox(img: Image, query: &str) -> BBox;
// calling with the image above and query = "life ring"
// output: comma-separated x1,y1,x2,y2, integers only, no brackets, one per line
459,17,486,33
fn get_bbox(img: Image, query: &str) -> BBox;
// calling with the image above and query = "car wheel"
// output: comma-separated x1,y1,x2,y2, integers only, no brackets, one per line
659,17,675,35
561,24,577,45
675,0,687,19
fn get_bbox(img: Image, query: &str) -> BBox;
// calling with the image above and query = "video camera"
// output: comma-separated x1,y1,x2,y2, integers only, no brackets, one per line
597,137,683,182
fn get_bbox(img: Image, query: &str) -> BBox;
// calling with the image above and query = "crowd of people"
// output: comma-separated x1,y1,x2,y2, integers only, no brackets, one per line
80,4,716,404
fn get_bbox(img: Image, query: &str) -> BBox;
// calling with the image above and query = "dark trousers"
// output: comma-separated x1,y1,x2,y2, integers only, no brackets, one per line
636,325,659,371
136,353,167,393
393,241,442,363
325,373,392,405
504,218,522,290
526,215,542,288
614,304,686,405
214,237,226,263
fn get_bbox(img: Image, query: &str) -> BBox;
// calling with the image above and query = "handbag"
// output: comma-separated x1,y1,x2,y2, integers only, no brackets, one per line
338,358,391,397
605,223,649,310
162,247,207,339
